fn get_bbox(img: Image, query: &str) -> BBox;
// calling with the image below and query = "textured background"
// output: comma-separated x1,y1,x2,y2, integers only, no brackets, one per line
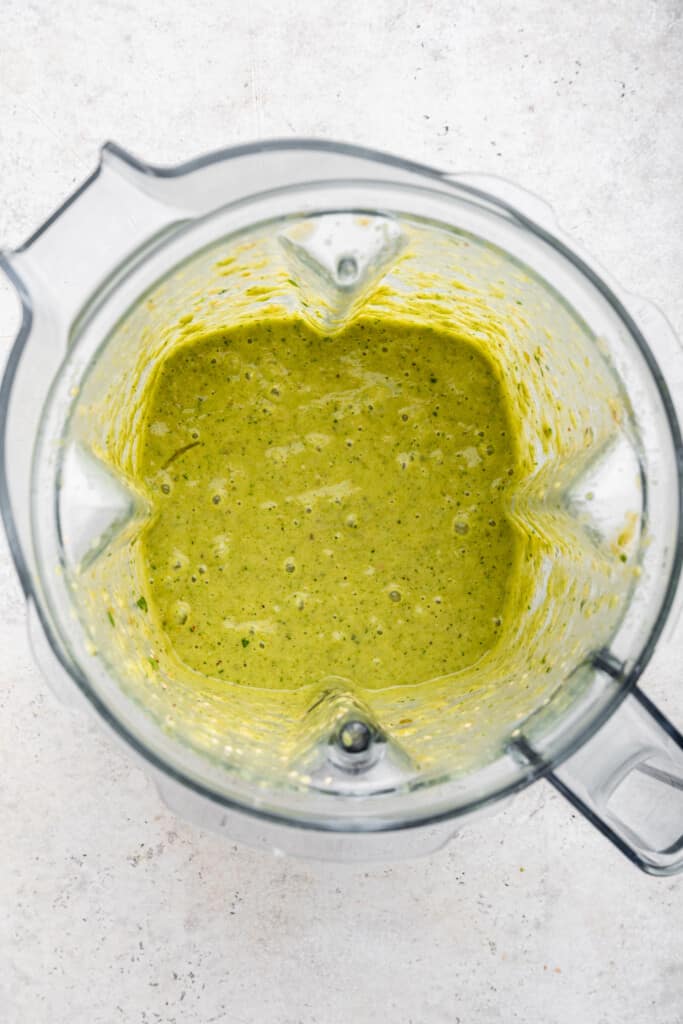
1,2,682,1021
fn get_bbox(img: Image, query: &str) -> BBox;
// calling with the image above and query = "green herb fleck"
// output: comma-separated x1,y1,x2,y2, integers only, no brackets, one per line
241,637,250,648
107,610,115,627
148,657,159,669
136,596,148,612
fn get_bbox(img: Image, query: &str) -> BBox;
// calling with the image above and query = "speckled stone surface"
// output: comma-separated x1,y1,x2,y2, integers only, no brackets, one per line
1,2,682,1021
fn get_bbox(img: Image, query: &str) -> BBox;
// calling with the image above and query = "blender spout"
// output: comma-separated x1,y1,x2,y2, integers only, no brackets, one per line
0,146,187,338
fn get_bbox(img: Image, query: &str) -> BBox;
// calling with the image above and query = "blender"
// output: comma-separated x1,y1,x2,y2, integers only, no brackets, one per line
2,139,682,872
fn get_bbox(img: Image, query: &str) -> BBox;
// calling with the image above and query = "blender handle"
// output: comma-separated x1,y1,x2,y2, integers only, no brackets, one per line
517,688,683,875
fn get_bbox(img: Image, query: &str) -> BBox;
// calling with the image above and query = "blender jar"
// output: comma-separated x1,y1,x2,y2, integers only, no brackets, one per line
2,140,683,872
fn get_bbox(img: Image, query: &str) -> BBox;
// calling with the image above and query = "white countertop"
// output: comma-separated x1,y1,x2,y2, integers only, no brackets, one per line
1,2,682,1021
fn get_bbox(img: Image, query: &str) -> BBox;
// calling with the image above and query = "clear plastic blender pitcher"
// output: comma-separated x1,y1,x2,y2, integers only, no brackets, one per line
2,140,683,872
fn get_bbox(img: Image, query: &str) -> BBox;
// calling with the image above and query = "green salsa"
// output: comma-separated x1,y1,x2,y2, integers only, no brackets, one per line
137,316,519,691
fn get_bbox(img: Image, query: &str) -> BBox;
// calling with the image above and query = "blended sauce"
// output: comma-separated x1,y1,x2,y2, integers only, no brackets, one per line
138,317,519,690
